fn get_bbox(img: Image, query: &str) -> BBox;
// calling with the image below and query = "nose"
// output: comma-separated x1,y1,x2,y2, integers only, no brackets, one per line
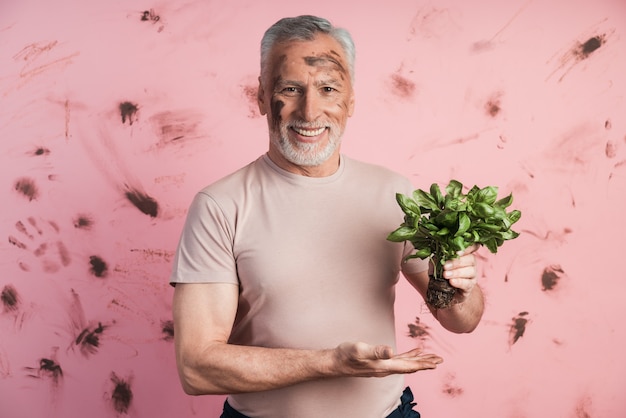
300,90,322,122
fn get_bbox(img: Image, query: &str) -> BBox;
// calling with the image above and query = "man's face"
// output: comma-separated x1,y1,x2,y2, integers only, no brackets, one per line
258,34,355,173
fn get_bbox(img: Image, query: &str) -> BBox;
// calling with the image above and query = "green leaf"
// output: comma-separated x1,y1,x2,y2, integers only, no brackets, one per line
445,180,463,199
395,193,421,217
508,210,522,224
413,189,438,211
473,202,495,218
414,247,433,259
387,226,416,242
456,212,471,236
495,193,513,208
430,183,444,207
476,186,498,204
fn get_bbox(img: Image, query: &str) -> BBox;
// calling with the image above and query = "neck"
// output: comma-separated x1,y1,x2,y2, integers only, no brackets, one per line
267,149,340,178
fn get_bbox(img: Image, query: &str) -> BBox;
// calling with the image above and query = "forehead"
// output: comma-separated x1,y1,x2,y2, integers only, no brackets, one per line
267,34,350,78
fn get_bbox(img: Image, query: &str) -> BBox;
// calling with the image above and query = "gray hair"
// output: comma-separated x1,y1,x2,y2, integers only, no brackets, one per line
260,15,356,83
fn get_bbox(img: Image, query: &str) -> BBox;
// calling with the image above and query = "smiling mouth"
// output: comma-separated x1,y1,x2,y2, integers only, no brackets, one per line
291,126,327,137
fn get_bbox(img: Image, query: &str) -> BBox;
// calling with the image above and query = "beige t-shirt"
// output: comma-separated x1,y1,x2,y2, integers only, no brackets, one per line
170,154,428,418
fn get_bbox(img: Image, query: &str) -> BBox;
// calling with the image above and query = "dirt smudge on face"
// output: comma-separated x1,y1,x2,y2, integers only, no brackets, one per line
14,177,39,201
270,99,285,133
303,52,346,77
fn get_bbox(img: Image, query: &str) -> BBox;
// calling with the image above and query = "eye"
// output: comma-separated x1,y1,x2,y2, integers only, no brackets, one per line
322,86,337,93
280,87,301,96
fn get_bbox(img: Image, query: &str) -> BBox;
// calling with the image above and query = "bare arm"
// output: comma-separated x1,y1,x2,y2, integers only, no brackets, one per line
173,282,444,395
404,245,485,333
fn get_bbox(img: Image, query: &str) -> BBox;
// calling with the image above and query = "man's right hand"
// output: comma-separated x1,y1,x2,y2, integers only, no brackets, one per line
332,342,443,378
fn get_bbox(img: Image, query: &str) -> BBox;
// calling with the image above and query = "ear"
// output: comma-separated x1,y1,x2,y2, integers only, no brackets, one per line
257,77,268,116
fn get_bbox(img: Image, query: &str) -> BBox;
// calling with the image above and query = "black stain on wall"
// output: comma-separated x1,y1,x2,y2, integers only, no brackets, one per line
14,177,39,201
89,255,108,278
75,322,106,356
442,373,464,398
508,311,529,347
32,147,51,156
25,356,63,387
73,214,94,230
125,187,159,217
485,92,503,118
110,373,133,414
407,316,431,340
542,264,565,291
119,102,139,125
161,319,174,341
1,285,20,313
574,35,605,60
390,72,416,99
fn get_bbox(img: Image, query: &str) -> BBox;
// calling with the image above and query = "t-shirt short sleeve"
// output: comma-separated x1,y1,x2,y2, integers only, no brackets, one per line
169,192,239,286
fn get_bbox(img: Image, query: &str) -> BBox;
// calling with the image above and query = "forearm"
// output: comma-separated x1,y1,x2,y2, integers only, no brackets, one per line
177,343,336,395
433,284,484,333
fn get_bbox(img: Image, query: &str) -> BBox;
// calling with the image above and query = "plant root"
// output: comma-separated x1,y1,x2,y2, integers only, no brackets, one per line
426,275,456,309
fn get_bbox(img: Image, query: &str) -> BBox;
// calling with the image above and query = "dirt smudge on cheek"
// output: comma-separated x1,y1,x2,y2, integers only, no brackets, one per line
270,99,285,132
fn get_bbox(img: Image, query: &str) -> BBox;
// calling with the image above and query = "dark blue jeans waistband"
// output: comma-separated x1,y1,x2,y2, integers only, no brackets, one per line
220,386,420,418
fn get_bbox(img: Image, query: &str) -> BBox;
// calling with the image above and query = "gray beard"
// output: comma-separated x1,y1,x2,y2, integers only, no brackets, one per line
270,122,342,167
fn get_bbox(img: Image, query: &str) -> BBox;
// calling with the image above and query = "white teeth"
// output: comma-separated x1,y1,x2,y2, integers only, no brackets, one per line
293,127,326,137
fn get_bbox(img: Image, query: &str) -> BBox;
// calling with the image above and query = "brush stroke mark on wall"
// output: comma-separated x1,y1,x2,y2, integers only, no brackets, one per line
109,372,133,414
66,289,109,356
161,319,174,341
119,102,139,126
485,91,504,118
389,69,416,100
406,6,458,41
1,285,20,313
14,177,39,201
547,26,615,82
24,348,63,389
441,372,464,398
508,311,529,347
470,0,532,53
11,41,80,88
149,110,204,149
73,213,94,230
541,264,565,291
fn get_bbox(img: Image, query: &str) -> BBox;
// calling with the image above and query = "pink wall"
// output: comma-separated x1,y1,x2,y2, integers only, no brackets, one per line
2,0,625,417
